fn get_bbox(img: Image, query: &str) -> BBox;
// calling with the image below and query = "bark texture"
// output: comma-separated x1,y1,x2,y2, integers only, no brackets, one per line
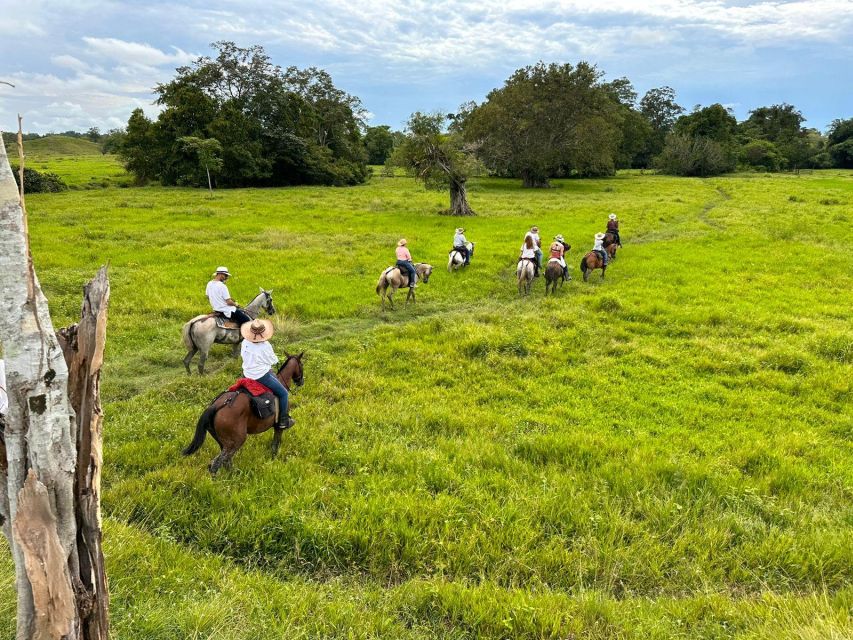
448,179,475,216
0,139,110,639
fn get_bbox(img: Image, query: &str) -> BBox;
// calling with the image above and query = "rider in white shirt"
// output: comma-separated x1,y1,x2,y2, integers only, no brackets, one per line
240,319,294,429
206,266,251,325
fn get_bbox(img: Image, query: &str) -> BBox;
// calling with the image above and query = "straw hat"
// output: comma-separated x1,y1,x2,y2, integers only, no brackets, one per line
240,318,274,343
531,226,539,233
456,227,464,233
608,213,617,220
554,234,564,242
213,266,231,276
594,232,605,240
397,238,407,246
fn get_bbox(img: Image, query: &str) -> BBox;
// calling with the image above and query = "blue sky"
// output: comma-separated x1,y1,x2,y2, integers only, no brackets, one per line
1,0,851,134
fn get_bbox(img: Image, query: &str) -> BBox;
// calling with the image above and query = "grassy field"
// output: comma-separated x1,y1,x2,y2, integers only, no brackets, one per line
0,163,851,638
6,135,129,189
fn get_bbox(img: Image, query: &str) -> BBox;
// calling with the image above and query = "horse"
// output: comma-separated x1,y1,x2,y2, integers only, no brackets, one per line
182,353,304,474
375,263,434,309
604,232,619,260
182,288,276,375
448,242,475,271
580,252,607,282
517,258,536,295
544,260,566,295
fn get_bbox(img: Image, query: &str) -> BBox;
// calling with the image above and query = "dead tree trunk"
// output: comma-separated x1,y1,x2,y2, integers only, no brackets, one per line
0,138,110,639
448,179,475,216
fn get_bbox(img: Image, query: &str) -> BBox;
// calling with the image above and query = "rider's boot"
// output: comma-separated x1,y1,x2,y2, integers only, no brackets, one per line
277,414,296,430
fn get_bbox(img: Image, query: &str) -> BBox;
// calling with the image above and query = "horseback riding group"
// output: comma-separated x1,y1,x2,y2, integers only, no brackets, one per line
518,213,622,293
182,216,621,473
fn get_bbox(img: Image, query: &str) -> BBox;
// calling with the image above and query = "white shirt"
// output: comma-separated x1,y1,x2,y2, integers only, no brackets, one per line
593,238,604,251
240,340,279,379
453,232,467,247
0,359,8,415
520,244,536,259
206,280,236,315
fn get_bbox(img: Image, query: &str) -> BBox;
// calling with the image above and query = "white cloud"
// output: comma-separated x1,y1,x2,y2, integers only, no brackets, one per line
81,37,195,67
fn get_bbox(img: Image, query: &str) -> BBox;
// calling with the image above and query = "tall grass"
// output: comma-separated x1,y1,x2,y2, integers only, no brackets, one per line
0,166,850,638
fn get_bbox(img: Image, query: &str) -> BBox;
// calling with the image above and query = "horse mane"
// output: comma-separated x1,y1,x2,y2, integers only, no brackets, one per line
276,355,296,374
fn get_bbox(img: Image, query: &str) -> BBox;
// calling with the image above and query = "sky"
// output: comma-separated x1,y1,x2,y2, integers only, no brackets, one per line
1,0,851,134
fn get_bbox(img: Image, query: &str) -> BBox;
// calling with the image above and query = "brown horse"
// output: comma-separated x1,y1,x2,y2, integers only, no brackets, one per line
604,233,619,260
183,353,304,474
580,252,607,282
544,260,565,295
375,263,434,309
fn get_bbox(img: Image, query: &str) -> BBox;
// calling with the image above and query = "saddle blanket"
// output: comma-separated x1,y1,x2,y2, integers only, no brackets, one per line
228,378,272,397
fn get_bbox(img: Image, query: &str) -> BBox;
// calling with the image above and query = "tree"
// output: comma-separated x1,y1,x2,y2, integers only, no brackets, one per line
389,112,476,216
653,133,732,176
364,125,396,165
738,104,815,170
462,62,622,186
639,86,684,162
117,108,159,184
603,77,653,168
740,139,784,171
179,136,223,191
100,128,125,154
0,139,111,639
85,127,101,142
827,118,853,168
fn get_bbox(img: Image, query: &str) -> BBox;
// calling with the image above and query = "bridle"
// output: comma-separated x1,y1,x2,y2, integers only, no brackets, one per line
277,355,304,390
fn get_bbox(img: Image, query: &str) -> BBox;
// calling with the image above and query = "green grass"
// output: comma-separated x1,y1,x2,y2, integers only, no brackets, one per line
0,167,851,638
7,135,129,189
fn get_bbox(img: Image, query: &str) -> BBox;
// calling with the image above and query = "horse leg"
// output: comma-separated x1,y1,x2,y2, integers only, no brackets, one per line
271,427,283,458
601,265,606,280
183,347,197,374
198,348,208,375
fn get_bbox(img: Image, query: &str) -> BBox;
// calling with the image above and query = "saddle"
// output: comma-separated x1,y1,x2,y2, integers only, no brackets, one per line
227,379,278,420
593,249,607,261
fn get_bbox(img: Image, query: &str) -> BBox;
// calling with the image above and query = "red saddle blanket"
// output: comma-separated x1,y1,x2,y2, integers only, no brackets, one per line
228,378,272,397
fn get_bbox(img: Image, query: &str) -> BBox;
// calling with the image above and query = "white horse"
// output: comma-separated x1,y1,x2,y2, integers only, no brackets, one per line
448,241,475,271
182,288,275,374
517,259,536,296
375,263,434,310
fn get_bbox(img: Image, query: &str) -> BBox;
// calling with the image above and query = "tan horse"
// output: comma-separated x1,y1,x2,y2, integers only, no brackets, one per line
376,263,434,309
517,258,536,295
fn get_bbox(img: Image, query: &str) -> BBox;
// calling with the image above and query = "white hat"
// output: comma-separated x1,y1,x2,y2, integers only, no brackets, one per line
214,266,231,276
456,227,464,233
608,214,617,220
240,318,274,343
554,234,564,242
594,232,605,240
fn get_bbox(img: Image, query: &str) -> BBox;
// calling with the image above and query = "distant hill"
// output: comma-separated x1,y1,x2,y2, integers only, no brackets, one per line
5,135,103,158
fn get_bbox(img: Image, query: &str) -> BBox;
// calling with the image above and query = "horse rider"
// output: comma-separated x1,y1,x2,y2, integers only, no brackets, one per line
607,213,622,247
453,227,471,265
240,319,295,429
549,234,570,281
525,226,543,274
592,232,610,265
519,234,539,277
206,266,252,326
396,239,417,288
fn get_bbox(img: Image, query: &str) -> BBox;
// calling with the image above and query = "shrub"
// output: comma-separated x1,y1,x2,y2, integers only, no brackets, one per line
740,140,785,172
653,134,735,176
9,165,68,193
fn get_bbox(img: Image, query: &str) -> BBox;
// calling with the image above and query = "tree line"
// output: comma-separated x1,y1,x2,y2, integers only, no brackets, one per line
12,45,852,197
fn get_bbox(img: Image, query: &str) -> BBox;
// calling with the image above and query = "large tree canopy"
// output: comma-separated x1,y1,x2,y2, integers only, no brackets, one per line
461,62,622,187
119,42,367,188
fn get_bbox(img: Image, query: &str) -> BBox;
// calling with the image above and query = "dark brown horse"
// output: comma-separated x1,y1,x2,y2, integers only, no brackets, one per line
603,232,619,260
544,261,565,295
183,353,304,474
580,252,607,282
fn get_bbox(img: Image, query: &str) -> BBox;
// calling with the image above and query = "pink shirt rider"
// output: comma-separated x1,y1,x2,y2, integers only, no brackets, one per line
396,246,412,261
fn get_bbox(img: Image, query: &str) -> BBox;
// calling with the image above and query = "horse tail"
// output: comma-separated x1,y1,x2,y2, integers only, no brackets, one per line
183,318,200,351
376,272,387,295
580,256,588,273
183,404,217,455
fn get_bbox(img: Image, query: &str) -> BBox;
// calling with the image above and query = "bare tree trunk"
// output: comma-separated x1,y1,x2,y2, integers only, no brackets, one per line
57,268,110,639
0,138,110,639
448,179,475,216
205,165,212,192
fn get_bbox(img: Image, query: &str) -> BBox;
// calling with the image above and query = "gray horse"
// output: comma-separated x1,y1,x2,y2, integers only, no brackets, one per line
182,288,276,374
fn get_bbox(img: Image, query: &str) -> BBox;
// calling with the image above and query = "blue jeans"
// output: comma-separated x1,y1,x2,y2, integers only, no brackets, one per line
534,249,543,267
396,260,417,287
228,308,252,325
257,371,289,419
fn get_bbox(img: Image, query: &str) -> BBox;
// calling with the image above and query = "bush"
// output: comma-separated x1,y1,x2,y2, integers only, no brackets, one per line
740,140,784,172
10,165,68,193
653,134,735,176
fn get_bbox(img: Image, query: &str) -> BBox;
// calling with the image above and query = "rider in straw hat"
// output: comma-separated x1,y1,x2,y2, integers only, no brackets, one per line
549,234,570,280
206,266,252,326
240,319,294,429
607,213,622,247
592,232,609,265
395,239,417,288
453,227,471,265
